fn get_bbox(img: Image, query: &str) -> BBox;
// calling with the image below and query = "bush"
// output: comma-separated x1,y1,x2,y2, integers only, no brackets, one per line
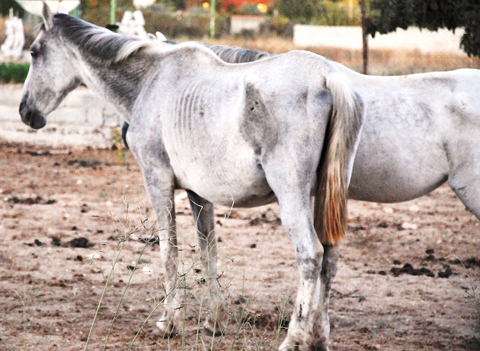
276,0,360,26
314,1,360,26
0,62,30,83
234,4,263,16
143,8,229,39
262,15,293,38
277,0,324,23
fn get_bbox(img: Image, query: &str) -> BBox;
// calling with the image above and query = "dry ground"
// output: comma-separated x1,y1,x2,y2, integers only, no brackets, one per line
0,142,479,351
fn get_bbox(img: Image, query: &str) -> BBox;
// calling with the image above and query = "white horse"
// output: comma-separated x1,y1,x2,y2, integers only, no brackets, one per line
200,44,480,219
19,5,364,351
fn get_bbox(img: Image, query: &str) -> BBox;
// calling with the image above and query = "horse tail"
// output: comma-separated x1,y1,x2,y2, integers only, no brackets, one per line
314,72,364,246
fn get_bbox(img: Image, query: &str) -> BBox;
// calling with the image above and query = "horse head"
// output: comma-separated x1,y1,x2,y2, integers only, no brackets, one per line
19,2,81,129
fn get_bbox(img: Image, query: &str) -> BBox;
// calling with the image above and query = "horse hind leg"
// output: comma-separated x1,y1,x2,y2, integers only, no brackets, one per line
277,192,327,351
187,190,226,336
317,242,339,343
261,155,329,350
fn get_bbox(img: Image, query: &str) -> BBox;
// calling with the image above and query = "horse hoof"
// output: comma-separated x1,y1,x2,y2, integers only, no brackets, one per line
279,338,329,351
156,320,177,338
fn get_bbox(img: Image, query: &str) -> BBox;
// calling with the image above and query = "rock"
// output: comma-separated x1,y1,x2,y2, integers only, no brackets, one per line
401,222,418,230
68,237,93,248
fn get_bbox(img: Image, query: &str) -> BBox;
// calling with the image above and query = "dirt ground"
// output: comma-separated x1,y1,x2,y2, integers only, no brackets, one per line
0,141,479,351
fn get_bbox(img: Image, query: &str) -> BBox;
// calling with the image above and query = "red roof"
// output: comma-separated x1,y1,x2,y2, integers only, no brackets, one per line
221,0,269,9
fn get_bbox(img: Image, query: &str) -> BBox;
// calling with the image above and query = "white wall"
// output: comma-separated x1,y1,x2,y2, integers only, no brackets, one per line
230,15,265,34
294,25,466,55
0,85,121,148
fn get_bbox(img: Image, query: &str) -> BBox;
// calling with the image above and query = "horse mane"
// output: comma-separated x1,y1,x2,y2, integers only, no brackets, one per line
52,14,158,65
51,14,270,66
207,45,270,63
153,39,271,64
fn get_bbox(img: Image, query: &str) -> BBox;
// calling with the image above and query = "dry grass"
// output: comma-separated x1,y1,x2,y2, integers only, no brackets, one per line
193,35,480,76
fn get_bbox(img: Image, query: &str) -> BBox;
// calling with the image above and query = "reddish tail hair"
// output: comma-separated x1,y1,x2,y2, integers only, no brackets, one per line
314,72,364,245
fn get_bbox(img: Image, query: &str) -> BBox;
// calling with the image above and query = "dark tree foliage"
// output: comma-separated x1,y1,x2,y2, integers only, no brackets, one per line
0,0,24,17
277,0,324,23
368,0,480,57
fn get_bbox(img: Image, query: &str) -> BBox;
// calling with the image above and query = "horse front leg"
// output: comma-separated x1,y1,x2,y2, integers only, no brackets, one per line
186,190,226,335
155,196,180,337
139,168,180,336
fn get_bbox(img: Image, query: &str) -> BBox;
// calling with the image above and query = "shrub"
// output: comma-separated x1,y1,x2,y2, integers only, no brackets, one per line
314,1,360,26
0,62,30,83
277,0,324,23
276,0,360,26
262,15,293,38
143,8,229,39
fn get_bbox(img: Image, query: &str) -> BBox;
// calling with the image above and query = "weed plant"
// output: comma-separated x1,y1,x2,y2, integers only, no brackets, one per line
0,62,29,83
84,201,293,350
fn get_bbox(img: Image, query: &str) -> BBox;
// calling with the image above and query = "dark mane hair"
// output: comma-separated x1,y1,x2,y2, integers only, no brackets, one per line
52,13,155,64
207,45,270,63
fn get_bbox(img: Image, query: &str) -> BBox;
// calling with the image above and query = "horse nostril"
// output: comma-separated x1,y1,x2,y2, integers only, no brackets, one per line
19,101,32,125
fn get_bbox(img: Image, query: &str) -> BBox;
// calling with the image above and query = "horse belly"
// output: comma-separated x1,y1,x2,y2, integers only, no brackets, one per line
349,124,449,203
169,147,275,208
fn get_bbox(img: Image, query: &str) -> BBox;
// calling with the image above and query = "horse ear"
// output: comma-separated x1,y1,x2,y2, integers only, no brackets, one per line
156,32,167,41
42,1,53,31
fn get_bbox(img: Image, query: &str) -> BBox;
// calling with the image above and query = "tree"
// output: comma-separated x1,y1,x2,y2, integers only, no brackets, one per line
0,0,25,17
367,0,480,58
277,0,324,23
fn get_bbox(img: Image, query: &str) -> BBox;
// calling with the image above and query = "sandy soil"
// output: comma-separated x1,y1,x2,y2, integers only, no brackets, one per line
0,142,479,351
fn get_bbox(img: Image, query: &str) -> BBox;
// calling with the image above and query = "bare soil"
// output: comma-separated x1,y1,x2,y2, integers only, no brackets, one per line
0,142,479,351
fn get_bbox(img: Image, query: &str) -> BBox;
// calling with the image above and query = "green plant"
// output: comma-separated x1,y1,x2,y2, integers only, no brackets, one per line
263,15,293,37
276,0,324,23
111,127,127,166
234,3,263,16
0,63,30,83
314,1,361,26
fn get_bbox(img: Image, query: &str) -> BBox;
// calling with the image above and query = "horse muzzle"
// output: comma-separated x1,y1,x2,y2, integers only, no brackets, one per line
19,99,47,130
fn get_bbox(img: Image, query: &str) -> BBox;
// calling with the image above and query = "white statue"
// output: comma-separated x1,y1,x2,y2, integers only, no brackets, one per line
118,10,148,39
133,0,155,10
1,9,25,58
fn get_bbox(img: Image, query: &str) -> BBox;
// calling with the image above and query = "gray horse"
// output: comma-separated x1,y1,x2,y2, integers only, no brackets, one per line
19,5,364,351
129,39,480,220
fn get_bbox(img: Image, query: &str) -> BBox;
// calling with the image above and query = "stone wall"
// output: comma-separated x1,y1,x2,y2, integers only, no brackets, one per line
0,85,121,149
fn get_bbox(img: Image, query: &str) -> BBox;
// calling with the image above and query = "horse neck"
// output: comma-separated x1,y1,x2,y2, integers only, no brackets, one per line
75,49,156,122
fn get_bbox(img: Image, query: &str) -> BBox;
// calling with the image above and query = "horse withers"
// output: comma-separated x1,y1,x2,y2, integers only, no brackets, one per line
19,4,364,351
